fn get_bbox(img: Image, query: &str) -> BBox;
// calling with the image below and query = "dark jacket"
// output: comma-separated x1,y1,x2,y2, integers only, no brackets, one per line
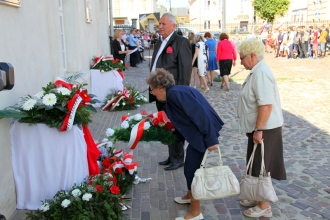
149,32,192,103
166,85,224,152
113,39,127,62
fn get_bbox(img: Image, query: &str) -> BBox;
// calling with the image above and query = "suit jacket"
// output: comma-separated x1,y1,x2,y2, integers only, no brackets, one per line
165,85,224,153
149,32,192,103
113,39,127,61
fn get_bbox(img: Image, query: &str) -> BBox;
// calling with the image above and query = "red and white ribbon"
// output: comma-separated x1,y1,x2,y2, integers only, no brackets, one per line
91,55,104,68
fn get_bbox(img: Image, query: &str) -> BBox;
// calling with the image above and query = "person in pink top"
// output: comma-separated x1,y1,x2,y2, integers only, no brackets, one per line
216,33,237,91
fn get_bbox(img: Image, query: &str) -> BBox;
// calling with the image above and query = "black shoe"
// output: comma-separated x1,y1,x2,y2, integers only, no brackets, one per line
158,158,170,165
164,162,184,171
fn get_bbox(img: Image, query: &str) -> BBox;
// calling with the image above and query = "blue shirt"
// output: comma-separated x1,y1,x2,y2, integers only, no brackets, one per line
129,34,136,46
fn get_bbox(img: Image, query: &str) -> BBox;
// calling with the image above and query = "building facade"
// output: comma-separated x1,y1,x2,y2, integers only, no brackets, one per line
113,0,158,29
0,0,110,218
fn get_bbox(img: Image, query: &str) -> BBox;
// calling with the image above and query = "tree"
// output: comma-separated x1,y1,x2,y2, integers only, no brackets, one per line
252,0,290,22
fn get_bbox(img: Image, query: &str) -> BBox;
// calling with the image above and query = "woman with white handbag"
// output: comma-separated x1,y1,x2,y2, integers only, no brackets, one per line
146,68,224,220
237,39,287,218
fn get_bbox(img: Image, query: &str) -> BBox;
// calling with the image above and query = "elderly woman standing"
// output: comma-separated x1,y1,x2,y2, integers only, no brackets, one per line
237,39,286,218
146,68,224,220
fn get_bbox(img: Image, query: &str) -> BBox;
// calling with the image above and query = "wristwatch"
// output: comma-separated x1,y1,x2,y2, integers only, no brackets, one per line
254,128,263,132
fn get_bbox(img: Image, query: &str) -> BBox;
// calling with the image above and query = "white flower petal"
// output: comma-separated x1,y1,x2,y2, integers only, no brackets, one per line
42,93,57,106
144,122,151,130
106,128,115,137
133,113,142,120
22,99,37,111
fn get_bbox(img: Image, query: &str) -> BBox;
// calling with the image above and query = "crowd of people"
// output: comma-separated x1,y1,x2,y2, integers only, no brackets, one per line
257,24,330,59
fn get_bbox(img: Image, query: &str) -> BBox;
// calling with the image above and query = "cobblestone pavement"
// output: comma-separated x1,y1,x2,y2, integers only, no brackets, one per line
88,51,330,220
10,52,330,220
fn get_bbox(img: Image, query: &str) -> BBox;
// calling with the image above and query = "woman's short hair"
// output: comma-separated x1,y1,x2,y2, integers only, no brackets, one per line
114,29,123,39
238,38,265,60
146,68,175,89
188,32,195,44
219,33,229,40
204,32,211,38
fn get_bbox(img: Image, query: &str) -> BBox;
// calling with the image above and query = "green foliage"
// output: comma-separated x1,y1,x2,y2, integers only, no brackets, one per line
102,85,148,111
26,145,136,220
253,0,290,22
91,57,127,72
0,81,98,129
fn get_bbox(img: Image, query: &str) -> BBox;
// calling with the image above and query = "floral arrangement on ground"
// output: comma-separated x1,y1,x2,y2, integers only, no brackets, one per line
91,55,128,72
101,85,148,111
26,142,136,220
106,111,178,146
0,76,99,130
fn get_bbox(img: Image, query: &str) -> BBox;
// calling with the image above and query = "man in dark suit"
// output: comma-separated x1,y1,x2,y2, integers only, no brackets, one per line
149,13,192,171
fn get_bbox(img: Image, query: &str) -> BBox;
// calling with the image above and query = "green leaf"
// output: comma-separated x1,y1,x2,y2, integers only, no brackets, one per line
0,110,29,119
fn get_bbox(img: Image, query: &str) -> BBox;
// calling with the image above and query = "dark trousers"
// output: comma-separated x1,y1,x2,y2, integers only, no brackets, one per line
156,101,184,163
128,45,138,67
299,42,308,58
276,43,282,56
184,145,204,190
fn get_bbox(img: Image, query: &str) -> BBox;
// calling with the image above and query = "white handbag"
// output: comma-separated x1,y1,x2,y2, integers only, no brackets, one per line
191,147,240,200
239,141,278,202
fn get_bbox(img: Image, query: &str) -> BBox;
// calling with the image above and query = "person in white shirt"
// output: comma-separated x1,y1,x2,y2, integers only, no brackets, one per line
237,38,286,218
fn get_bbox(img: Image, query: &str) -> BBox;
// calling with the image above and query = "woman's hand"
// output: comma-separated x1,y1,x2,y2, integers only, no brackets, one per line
253,131,263,144
207,144,218,152
233,60,236,66
126,50,132,54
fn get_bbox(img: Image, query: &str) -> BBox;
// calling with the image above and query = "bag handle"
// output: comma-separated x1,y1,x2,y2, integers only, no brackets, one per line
200,146,224,191
200,146,223,168
245,141,267,177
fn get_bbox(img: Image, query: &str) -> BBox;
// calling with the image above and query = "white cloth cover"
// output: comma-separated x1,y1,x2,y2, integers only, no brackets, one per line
90,69,124,107
10,122,88,210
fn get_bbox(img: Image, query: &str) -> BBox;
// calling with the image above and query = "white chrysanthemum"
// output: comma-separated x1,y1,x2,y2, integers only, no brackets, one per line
61,199,71,208
39,203,50,212
22,99,37,111
144,122,151,130
102,138,109,142
82,193,92,201
57,87,71,96
120,60,123,63
71,189,82,197
34,91,45,99
122,102,126,106
121,121,129,129
106,128,114,137
42,93,57,106
133,113,142,120
143,97,148,102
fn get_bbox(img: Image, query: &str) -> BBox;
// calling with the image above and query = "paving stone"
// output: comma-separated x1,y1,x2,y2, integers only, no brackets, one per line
20,53,328,220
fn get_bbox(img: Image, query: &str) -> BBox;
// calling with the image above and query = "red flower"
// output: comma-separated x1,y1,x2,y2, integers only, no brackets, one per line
110,185,120,194
102,157,111,168
76,89,91,103
130,97,134,101
95,185,103,193
125,97,129,101
165,122,174,130
125,63,129,67
152,118,159,126
129,101,134,105
121,115,128,121
115,168,123,174
88,180,93,185
112,60,116,63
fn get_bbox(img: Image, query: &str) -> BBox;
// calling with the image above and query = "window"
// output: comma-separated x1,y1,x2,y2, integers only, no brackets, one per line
204,20,210,29
218,20,221,28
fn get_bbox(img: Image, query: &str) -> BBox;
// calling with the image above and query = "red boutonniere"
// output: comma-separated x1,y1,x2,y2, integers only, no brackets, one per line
166,46,173,53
